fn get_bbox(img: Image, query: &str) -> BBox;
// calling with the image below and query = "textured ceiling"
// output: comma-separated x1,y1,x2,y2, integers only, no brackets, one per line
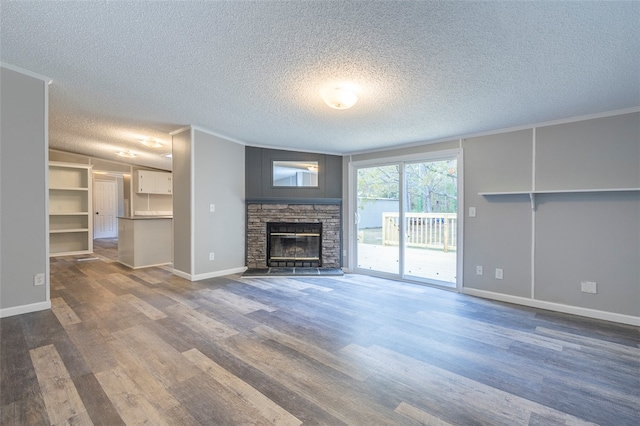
1,1,639,170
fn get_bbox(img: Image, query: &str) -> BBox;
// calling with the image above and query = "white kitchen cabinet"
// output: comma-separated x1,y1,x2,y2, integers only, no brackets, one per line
135,170,172,194
49,162,93,256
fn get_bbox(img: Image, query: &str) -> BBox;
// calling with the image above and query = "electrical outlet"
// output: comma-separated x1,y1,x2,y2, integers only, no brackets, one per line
34,273,45,286
209,252,215,261
495,268,503,280
210,204,215,213
476,265,483,275
581,281,597,294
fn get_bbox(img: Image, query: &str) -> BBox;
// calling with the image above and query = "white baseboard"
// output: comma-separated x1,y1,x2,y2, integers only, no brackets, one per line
328,272,639,326
172,266,247,281
171,268,192,280
118,261,172,270
0,300,51,318
462,287,640,326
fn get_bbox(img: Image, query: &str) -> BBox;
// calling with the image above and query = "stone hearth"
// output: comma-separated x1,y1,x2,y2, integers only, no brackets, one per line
246,203,341,269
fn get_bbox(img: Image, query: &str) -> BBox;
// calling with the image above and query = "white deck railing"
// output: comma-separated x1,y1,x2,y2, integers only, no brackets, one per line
382,212,457,252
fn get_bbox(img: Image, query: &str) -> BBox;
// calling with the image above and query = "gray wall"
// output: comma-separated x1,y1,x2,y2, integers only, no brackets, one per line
1,67,49,314
172,129,192,275
463,130,534,297
172,128,245,278
463,113,639,317
536,114,639,190
534,192,639,314
246,146,342,200
193,130,245,275
531,113,639,315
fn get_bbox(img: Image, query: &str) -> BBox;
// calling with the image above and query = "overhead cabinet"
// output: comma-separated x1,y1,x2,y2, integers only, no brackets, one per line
49,162,93,256
135,170,172,194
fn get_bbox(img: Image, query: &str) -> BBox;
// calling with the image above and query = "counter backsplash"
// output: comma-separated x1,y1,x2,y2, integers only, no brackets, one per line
134,210,173,216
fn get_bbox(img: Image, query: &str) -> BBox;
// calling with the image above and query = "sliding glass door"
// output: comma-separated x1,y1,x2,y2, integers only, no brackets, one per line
403,159,458,285
355,165,400,275
354,152,459,287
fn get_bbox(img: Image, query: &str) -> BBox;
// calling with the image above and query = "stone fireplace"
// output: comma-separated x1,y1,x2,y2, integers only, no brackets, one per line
246,202,341,269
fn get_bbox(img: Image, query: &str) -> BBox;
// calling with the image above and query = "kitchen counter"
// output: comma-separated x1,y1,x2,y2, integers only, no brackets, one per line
119,216,173,220
117,217,172,269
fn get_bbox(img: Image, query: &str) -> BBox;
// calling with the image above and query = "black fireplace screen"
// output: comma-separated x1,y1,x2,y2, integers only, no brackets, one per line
267,222,322,267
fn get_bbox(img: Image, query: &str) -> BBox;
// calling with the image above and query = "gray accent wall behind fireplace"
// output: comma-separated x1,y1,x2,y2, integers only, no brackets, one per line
246,146,342,201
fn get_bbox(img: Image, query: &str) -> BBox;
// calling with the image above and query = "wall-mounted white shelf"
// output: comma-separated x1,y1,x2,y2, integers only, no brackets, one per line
479,188,640,209
49,162,93,256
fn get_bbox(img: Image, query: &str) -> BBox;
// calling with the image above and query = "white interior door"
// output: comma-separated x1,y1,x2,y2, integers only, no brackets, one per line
94,180,117,238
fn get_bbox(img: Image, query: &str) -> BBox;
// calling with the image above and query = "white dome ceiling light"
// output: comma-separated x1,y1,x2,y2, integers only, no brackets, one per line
321,87,358,110
139,138,164,148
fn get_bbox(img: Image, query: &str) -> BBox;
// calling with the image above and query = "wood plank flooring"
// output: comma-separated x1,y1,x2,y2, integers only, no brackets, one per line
1,238,639,425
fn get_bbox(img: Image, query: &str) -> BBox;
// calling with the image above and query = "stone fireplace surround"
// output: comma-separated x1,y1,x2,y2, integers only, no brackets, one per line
246,202,341,269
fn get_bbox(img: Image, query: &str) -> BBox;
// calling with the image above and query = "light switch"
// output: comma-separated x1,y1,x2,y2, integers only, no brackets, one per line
469,207,476,217
210,204,215,213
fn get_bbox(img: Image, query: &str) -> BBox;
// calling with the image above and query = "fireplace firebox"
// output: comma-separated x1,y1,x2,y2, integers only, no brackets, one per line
267,222,322,267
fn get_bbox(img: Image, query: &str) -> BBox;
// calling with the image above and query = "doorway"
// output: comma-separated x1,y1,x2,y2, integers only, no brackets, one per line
353,150,460,288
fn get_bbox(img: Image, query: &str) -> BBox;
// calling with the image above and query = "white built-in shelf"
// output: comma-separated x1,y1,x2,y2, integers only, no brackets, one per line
50,228,89,234
479,188,640,209
49,162,93,256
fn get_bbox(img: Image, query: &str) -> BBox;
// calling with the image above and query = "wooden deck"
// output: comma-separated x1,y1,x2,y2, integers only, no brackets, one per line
357,243,457,284
1,238,639,425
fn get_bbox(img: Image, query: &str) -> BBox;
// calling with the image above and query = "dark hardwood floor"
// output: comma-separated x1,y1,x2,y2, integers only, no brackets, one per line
1,239,639,425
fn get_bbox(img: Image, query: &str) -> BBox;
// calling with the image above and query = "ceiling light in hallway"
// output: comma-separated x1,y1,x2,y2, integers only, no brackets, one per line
116,150,137,158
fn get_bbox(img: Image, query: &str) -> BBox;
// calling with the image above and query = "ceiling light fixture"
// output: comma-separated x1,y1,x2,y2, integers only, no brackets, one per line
307,165,318,172
321,87,358,110
163,153,172,158
116,150,137,158
139,138,163,148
